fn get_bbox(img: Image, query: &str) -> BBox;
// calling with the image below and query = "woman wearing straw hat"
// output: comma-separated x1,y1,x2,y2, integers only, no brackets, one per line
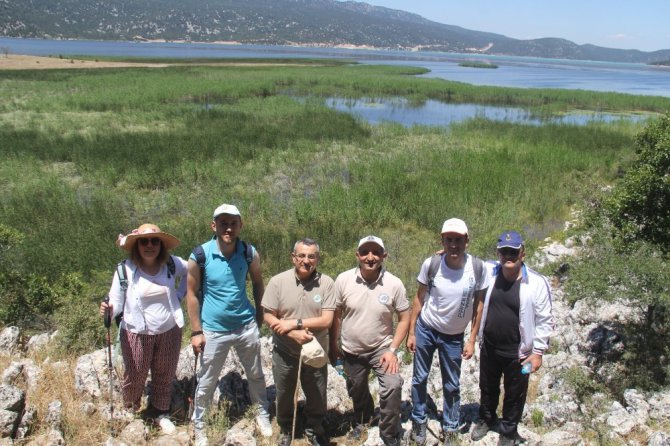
100,223,188,433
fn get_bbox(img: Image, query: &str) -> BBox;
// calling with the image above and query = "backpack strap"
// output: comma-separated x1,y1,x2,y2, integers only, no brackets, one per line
115,260,128,326
471,256,484,290
426,254,442,294
192,245,206,302
167,255,176,279
240,240,254,269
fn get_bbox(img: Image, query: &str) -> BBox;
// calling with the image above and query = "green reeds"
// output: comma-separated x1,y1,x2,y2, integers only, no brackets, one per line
0,62,651,293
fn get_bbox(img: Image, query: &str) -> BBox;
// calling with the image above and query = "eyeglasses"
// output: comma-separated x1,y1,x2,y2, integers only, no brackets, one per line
358,248,384,256
138,237,161,247
498,247,521,258
293,253,318,260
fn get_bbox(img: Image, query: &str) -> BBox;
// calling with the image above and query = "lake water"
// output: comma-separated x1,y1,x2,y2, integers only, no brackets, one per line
2,37,670,98
324,97,650,127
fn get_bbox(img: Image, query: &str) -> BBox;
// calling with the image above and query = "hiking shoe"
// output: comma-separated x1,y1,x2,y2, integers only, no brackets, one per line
382,435,400,446
256,412,273,437
411,420,427,445
471,420,490,441
194,426,208,446
278,433,292,446
348,423,366,440
155,414,176,434
498,433,527,446
307,432,329,446
443,431,461,446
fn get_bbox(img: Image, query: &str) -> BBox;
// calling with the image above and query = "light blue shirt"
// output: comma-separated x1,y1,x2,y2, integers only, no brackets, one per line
190,238,255,332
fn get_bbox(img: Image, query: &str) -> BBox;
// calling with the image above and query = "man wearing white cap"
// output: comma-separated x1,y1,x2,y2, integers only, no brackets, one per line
261,238,335,446
471,231,553,446
329,235,410,446
186,203,271,446
407,218,489,446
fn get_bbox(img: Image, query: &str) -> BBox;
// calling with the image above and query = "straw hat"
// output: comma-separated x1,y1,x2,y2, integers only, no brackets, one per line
116,223,180,252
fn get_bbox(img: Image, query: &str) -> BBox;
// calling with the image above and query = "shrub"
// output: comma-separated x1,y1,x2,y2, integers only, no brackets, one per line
604,113,670,250
0,271,65,329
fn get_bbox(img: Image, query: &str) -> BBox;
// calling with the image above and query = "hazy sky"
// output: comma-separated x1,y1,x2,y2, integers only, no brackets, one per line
358,0,670,52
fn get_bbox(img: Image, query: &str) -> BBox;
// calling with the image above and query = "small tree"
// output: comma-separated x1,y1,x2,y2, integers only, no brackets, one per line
604,113,670,250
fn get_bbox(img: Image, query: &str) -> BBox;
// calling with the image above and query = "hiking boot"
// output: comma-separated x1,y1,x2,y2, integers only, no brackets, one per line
348,423,367,440
470,420,490,441
443,430,461,446
382,435,400,446
411,420,427,445
155,414,176,434
256,412,273,437
306,432,329,446
278,433,292,446
498,433,527,446
194,426,208,446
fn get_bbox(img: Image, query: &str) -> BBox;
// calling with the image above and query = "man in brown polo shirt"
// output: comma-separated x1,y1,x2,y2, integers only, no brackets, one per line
262,238,335,446
329,235,410,446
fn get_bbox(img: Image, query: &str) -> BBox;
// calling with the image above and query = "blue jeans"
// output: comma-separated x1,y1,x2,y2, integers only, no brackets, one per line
192,321,270,429
410,317,464,432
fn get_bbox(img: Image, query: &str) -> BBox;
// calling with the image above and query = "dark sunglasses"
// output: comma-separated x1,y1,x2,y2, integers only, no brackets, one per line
358,248,384,256
138,237,161,247
498,247,521,258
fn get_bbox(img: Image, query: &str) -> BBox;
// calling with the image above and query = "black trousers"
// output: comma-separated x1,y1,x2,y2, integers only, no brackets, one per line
478,342,529,437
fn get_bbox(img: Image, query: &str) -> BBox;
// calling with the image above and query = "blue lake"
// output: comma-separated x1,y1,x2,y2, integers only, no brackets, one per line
324,97,651,127
2,37,670,98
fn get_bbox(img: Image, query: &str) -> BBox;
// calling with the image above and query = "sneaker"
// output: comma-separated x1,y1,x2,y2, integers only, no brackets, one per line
194,426,208,446
278,433,292,446
470,420,490,441
411,420,427,445
256,412,273,437
443,431,461,446
155,414,176,434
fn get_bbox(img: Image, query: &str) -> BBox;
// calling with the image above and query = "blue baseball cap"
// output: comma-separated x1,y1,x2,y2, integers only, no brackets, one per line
497,230,524,249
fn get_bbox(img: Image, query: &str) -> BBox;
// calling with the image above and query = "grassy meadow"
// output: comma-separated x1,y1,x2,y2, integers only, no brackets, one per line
1,60,667,321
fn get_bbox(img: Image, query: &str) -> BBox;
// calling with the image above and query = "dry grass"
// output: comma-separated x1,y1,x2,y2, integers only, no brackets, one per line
26,358,109,444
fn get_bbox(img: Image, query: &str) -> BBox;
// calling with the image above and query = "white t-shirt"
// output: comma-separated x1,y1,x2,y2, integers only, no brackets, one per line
417,254,489,335
135,270,175,334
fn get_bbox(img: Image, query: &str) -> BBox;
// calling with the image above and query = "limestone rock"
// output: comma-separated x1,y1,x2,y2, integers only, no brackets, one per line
0,328,20,356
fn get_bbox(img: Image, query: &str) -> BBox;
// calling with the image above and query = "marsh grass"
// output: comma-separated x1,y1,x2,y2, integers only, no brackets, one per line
0,62,655,337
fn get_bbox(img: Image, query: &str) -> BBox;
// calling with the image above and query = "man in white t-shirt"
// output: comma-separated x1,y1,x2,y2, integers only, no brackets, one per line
406,218,489,446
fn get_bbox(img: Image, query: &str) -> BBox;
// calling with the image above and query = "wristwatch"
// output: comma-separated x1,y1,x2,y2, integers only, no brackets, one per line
296,319,303,330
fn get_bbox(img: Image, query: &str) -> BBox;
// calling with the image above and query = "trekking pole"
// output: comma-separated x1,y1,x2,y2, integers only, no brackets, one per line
188,351,199,429
291,354,303,444
103,296,115,435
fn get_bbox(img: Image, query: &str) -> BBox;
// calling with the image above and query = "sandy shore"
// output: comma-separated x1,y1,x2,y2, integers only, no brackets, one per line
0,54,171,70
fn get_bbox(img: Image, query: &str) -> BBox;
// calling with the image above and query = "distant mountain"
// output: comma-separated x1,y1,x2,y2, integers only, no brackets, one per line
2,0,670,64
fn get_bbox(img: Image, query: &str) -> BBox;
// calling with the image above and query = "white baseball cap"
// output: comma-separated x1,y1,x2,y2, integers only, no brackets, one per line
441,218,468,235
213,203,241,219
357,235,385,251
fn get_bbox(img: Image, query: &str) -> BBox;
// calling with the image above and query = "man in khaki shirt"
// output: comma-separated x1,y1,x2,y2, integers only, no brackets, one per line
262,238,335,446
329,235,410,446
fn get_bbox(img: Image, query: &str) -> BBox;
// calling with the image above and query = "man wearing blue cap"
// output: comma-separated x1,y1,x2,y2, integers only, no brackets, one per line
471,231,553,446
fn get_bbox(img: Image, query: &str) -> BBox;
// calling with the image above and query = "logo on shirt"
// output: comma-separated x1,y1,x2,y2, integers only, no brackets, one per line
378,293,390,304
313,294,322,303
